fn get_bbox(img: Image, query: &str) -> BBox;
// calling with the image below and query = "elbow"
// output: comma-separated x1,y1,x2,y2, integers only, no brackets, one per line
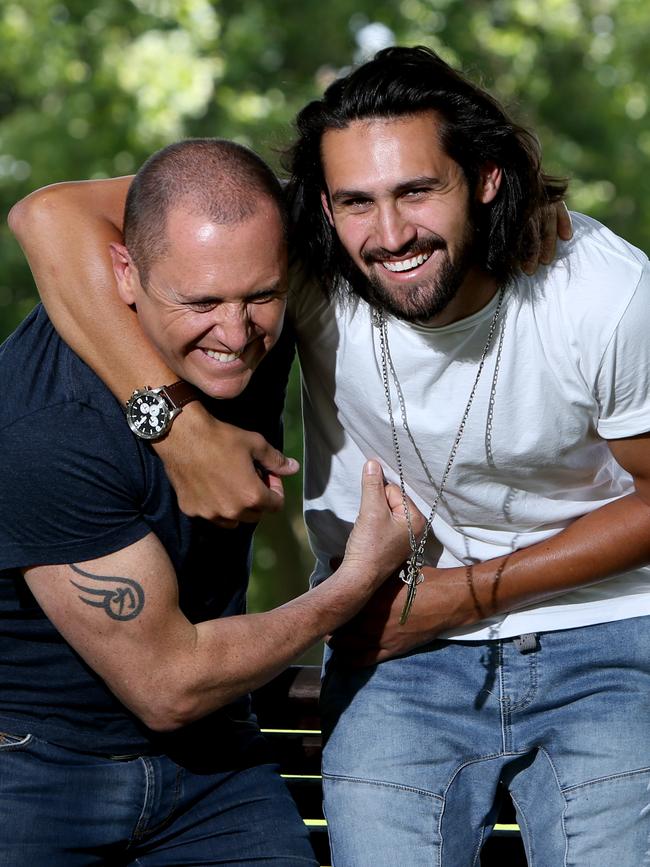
139,701,199,733
8,185,61,244
7,197,29,240
130,685,226,734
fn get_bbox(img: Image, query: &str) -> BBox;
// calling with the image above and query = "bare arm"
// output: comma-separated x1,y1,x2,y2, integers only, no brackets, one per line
8,180,298,526
332,433,650,665
9,186,571,525
25,461,420,731
9,178,138,396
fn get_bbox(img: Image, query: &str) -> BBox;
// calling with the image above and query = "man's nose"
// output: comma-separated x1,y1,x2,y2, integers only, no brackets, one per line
374,203,417,253
209,304,252,353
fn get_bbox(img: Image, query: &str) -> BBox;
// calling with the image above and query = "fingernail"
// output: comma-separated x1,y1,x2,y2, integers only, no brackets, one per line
365,459,381,475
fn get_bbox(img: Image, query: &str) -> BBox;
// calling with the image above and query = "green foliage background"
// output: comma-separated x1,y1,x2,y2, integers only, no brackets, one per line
1,0,649,614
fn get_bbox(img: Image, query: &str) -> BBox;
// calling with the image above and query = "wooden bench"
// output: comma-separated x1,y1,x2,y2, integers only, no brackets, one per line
253,665,527,866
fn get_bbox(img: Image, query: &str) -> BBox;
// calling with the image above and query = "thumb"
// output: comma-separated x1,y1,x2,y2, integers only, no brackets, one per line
359,459,386,507
252,442,300,477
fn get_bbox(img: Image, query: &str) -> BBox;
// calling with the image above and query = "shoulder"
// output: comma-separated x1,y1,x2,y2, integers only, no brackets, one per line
0,304,124,431
522,213,649,344
0,312,152,567
546,212,647,311
0,395,158,572
511,214,650,395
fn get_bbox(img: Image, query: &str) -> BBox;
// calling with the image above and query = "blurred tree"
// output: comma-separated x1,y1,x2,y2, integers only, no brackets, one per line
1,0,648,613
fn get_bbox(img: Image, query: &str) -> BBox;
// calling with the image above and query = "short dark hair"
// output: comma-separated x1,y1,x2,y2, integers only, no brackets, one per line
284,45,567,295
124,138,287,284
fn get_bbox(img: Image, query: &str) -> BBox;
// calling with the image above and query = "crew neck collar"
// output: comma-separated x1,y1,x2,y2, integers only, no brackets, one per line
387,286,507,335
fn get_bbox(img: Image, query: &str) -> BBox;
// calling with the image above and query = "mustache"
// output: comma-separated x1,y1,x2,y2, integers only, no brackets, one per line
361,235,447,266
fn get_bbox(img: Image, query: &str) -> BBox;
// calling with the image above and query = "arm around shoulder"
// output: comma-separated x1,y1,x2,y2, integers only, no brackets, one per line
8,176,299,524
8,177,151,400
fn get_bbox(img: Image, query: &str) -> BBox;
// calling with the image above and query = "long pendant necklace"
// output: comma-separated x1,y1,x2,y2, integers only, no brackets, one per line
374,288,507,624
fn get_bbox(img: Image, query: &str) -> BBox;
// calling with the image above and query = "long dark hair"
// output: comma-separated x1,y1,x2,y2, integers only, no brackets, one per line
284,46,567,295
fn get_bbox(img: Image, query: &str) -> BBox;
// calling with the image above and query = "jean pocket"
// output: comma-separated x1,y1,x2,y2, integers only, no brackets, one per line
0,731,33,751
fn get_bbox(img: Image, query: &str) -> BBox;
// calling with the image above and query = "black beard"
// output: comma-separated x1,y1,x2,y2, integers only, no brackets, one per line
343,223,476,323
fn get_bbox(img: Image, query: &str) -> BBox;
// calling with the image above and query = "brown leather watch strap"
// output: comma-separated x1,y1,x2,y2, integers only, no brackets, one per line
161,380,200,410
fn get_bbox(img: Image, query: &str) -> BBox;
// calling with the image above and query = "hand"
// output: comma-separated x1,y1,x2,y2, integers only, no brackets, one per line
522,200,573,275
155,404,299,527
341,460,424,591
329,564,470,666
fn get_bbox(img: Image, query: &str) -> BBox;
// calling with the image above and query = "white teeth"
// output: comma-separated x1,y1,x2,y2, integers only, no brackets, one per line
382,252,430,273
204,348,242,362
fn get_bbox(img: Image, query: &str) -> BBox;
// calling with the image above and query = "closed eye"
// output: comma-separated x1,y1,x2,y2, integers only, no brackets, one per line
186,300,218,312
248,288,288,304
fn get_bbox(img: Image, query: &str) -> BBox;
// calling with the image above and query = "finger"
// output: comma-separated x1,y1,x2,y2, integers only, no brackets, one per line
327,631,365,653
539,210,557,265
384,482,403,513
239,469,286,519
556,200,573,240
260,470,285,500
385,483,425,536
330,642,383,668
252,442,300,477
229,488,285,523
212,518,240,529
404,494,425,535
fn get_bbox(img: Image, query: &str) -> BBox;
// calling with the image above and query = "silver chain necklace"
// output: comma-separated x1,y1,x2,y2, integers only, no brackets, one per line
374,287,507,624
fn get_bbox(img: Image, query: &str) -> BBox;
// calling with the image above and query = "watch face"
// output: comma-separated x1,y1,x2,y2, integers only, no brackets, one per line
126,391,171,440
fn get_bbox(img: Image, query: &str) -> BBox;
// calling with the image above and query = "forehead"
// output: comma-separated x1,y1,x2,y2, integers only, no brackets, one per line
150,201,287,297
320,112,459,192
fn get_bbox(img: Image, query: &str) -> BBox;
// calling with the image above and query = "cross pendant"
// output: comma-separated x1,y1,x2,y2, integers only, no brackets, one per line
398,557,424,625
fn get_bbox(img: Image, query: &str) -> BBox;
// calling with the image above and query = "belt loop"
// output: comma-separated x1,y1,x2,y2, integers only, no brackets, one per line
513,633,539,654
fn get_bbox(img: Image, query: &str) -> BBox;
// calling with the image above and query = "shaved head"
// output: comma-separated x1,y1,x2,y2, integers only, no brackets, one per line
124,138,286,284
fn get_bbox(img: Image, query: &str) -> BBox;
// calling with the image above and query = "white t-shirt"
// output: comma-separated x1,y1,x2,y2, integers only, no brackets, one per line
290,213,650,640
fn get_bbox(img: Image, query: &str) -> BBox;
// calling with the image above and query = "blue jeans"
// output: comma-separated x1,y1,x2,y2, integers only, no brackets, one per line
321,616,650,867
0,732,317,865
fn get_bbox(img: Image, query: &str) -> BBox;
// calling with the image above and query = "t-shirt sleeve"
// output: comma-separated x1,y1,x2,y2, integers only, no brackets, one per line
0,401,152,570
596,261,650,439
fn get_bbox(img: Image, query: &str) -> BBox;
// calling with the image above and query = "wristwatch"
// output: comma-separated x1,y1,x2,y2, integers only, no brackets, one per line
125,380,199,441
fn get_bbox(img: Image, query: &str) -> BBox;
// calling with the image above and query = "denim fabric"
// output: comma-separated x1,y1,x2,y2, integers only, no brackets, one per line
321,616,650,867
0,734,317,866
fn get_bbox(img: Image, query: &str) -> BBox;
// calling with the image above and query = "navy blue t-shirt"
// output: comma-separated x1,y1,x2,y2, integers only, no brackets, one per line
0,305,294,757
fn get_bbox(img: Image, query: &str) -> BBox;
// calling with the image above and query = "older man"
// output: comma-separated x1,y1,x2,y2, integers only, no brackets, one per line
1,137,417,866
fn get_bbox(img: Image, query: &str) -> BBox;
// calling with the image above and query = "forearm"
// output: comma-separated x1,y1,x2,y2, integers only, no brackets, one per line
428,491,650,632
136,558,399,731
333,491,650,666
9,178,175,402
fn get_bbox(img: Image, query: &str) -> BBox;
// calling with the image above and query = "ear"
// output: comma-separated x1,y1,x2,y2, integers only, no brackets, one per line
320,190,335,227
476,162,502,205
109,242,140,306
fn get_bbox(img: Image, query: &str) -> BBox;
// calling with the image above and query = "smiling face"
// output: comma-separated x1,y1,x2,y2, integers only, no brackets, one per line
320,112,501,326
111,198,287,399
